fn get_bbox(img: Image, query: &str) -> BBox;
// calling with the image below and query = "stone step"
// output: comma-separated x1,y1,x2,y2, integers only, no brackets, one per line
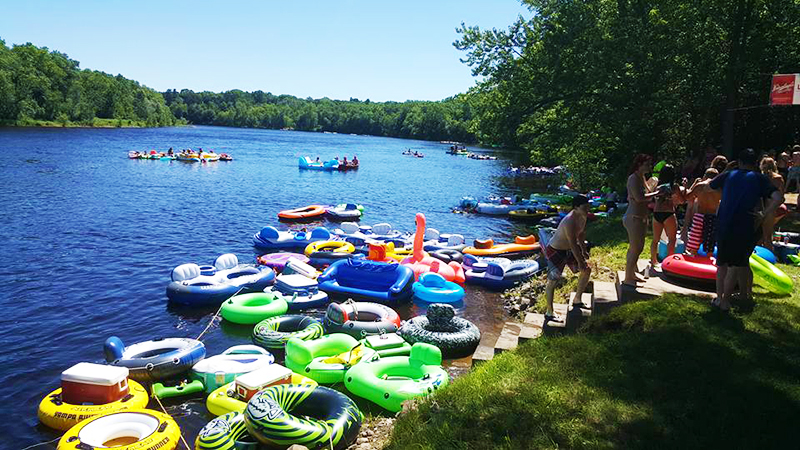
494,322,521,354
518,323,542,342
569,292,593,314
471,344,495,367
592,281,620,315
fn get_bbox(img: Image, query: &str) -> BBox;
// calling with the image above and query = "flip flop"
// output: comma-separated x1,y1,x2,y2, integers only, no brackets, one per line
544,314,563,323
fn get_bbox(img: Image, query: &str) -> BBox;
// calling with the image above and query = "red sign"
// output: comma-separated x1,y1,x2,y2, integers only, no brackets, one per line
771,74,799,105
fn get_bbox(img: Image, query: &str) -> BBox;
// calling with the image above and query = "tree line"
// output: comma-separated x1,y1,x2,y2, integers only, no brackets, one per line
162,89,476,143
0,39,178,127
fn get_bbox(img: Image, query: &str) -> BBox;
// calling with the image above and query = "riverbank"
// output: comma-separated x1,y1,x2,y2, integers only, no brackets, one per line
0,118,188,128
385,215,800,449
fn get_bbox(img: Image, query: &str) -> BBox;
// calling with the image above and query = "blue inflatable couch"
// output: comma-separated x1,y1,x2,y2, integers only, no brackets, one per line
317,259,414,304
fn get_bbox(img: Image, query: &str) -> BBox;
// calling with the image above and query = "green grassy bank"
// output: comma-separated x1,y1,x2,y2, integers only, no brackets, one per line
387,216,800,449
1,118,162,128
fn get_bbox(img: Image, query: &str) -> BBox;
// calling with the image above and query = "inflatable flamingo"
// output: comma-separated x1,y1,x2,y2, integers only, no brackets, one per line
401,213,465,284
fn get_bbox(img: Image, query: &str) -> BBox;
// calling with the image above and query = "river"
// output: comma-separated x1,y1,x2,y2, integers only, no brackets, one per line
0,125,535,447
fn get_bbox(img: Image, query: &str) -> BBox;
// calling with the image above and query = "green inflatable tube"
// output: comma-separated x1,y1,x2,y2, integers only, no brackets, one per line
344,343,449,412
152,379,205,399
750,253,793,295
253,315,324,349
196,411,259,450
245,384,362,450
286,333,361,384
221,292,289,325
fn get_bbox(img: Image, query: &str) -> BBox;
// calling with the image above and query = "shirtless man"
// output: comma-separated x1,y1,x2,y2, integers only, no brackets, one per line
684,168,721,256
544,195,591,321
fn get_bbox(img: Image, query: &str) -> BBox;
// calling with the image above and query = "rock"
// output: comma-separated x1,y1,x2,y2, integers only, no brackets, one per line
286,446,310,450
357,437,370,444
363,429,374,437
520,297,531,307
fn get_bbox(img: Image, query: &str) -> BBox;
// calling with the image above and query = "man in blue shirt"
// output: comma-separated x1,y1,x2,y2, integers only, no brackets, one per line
710,148,783,310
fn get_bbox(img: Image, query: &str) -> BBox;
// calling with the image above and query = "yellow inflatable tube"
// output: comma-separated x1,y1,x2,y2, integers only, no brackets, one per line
57,409,180,450
304,240,356,256
206,374,317,416
38,379,149,431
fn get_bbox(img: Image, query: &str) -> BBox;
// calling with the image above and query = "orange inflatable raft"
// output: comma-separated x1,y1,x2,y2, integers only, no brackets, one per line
462,235,540,258
278,205,327,220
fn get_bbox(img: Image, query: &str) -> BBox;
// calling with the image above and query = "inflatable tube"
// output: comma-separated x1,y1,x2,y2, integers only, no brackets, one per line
253,226,332,251
166,254,276,306
265,274,330,311
750,253,793,295
206,376,317,416
325,204,363,220
661,254,717,283
344,343,448,412
305,240,360,266
429,248,464,264
754,246,778,264
151,379,204,399
256,252,309,271
462,255,539,290
508,208,552,221
422,232,467,253
38,380,148,431
323,301,401,337
196,411,257,450
397,304,481,358
245,384,362,450
285,333,362,384
57,409,181,450
221,292,288,325
252,315,324,349
413,272,465,303
279,205,327,221
191,345,275,393
104,337,206,382
462,235,540,258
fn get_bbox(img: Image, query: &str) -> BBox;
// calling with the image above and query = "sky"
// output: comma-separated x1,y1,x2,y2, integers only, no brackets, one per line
0,0,531,102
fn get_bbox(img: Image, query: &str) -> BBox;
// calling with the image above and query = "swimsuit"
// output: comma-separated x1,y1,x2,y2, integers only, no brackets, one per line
686,213,716,254
653,212,674,223
544,245,579,280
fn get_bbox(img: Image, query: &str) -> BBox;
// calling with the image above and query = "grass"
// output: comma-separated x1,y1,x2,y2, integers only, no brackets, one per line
386,214,800,449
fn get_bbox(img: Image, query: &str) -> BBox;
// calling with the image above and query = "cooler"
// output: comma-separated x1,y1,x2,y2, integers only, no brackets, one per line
61,363,129,405
234,364,292,401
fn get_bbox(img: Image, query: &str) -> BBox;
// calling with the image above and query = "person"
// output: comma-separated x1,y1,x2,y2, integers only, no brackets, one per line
681,152,703,180
777,151,790,182
759,157,786,250
167,147,173,156
684,168,721,256
353,155,358,164
649,164,686,268
315,156,320,162
784,148,800,192
623,154,661,286
710,148,783,311
343,156,348,165
710,155,728,174
544,195,592,321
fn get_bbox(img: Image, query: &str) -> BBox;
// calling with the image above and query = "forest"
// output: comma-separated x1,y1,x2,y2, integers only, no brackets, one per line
3,0,800,187
0,39,178,127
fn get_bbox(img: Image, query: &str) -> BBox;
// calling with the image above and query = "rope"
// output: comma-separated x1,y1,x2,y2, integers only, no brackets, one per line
195,286,245,341
153,392,192,450
20,436,60,450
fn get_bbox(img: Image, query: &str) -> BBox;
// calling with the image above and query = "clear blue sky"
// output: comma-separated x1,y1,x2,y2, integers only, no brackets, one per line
0,0,531,102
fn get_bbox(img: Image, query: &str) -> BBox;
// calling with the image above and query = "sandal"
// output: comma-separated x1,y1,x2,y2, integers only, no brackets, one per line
544,313,563,323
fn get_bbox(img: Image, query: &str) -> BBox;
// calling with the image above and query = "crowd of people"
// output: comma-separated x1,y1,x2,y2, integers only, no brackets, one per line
623,147,786,311
539,145,790,321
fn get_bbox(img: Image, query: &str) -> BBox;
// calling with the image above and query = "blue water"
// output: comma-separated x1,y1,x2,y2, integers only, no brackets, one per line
0,126,532,447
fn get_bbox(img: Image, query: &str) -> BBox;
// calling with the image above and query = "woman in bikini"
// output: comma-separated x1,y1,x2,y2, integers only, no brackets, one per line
623,154,660,286
759,157,786,251
648,164,686,269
